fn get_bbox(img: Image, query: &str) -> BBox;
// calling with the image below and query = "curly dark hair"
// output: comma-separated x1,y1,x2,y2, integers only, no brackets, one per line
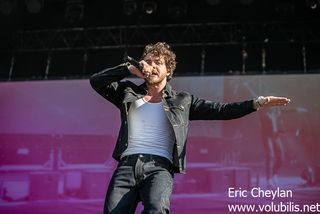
141,42,177,81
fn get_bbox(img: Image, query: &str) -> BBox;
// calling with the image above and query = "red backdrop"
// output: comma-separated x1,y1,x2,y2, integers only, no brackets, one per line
0,74,319,213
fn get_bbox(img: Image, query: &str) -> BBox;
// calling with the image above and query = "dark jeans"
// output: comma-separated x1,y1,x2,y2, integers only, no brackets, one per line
104,154,174,214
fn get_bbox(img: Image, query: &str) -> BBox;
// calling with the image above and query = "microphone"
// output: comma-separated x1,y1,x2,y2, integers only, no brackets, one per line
126,56,144,71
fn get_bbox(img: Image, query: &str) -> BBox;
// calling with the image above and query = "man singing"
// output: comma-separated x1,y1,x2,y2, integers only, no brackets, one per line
89,42,290,214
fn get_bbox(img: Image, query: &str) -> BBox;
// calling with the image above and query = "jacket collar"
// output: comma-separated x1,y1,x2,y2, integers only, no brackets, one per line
163,83,173,98
139,82,173,99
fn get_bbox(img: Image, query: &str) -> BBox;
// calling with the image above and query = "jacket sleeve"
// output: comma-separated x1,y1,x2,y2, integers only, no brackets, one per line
89,63,131,108
189,95,256,120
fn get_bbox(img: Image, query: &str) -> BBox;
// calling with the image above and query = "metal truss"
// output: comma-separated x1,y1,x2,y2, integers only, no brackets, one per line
13,21,320,52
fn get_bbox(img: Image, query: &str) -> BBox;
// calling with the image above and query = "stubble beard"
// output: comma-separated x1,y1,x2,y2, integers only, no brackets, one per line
145,74,166,85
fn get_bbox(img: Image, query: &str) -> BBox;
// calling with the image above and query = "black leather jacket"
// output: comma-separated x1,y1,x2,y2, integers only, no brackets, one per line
90,63,256,173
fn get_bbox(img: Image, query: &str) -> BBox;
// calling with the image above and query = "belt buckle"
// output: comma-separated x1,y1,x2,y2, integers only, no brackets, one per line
138,154,148,162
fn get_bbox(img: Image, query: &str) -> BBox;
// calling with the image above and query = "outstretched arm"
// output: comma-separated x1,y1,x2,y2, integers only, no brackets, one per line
189,95,291,121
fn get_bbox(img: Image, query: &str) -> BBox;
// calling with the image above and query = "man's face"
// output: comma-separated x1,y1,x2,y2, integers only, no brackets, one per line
143,53,170,85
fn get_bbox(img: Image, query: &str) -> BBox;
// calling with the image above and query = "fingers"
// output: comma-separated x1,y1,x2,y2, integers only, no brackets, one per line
127,62,151,79
142,68,150,78
263,96,291,107
270,97,291,105
141,61,152,78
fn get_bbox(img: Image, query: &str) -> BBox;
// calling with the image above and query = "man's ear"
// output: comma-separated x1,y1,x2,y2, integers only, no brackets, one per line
167,72,171,76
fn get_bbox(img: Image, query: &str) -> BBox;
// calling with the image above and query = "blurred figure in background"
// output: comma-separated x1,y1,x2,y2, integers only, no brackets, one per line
260,107,285,188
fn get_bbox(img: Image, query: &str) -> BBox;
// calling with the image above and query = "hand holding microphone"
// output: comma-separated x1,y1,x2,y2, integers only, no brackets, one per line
127,56,144,71
126,56,151,78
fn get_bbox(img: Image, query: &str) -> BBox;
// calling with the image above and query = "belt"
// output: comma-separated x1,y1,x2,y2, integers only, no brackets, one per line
120,153,173,171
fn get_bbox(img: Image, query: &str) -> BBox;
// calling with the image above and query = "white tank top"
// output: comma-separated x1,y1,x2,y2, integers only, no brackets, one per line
121,98,175,162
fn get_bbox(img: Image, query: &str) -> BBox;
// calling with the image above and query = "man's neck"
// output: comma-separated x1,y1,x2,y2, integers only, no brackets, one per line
144,81,166,103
